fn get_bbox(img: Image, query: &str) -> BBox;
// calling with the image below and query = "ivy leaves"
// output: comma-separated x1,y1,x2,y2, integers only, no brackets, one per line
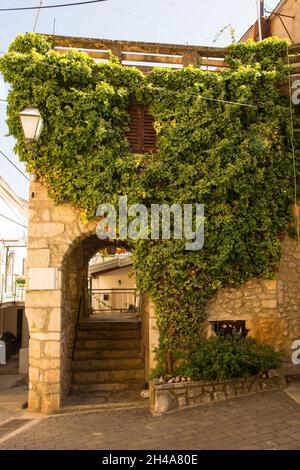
0,33,297,373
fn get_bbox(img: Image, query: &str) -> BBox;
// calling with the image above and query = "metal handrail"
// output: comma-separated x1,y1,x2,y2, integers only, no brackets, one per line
72,294,83,360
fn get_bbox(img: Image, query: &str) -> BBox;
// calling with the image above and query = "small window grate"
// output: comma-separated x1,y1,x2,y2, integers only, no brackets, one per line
210,320,249,338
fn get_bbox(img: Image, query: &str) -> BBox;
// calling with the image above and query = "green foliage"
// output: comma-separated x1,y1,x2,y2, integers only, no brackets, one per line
169,335,283,380
15,276,26,286
0,34,298,373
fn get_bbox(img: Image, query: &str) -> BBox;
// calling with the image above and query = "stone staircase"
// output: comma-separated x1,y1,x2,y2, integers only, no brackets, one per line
71,320,145,394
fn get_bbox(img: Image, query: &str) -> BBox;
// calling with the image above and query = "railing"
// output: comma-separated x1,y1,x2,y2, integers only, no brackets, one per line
47,34,300,81
47,34,228,72
0,274,25,305
72,294,83,360
88,288,139,314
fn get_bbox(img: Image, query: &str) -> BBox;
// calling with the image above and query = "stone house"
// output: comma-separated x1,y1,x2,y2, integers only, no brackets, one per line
0,176,29,371
241,0,300,43
21,33,300,414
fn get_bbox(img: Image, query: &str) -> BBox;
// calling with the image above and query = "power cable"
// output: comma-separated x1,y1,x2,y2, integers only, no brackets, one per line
0,213,27,229
0,52,261,108
0,150,30,181
0,0,107,12
0,194,26,225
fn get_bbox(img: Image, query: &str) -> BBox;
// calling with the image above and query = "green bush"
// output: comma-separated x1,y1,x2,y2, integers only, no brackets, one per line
169,335,282,380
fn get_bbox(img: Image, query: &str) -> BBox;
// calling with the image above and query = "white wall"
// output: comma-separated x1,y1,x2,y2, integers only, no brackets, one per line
91,266,136,289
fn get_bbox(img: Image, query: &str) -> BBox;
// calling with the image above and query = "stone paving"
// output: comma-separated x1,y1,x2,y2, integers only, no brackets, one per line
1,390,300,450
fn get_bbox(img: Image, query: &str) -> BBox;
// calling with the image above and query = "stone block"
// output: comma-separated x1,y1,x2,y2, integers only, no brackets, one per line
29,339,41,359
201,392,213,403
28,390,41,412
26,290,62,308
29,223,65,238
52,205,77,223
44,341,61,358
47,308,61,332
36,382,60,395
29,366,40,383
43,369,60,383
153,390,176,415
263,280,277,292
213,390,226,401
41,209,51,222
177,395,187,408
31,332,60,341
187,386,203,398
41,394,61,414
225,384,236,397
174,387,186,395
261,299,277,309
26,308,48,330
27,249,51,268
30,358,60,370
28,238,49,249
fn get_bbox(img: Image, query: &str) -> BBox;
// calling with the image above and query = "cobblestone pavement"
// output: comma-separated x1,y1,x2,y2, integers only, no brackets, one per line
1,390,300,450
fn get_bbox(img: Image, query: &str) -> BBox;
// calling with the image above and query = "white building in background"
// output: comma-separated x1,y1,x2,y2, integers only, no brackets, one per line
0,176,29,369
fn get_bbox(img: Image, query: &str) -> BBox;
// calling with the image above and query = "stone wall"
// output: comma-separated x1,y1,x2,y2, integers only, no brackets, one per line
26,180,98,413
140,295,158,383
151,375,287,415
26,180,154,413
26,179,300,413
205,235,300,354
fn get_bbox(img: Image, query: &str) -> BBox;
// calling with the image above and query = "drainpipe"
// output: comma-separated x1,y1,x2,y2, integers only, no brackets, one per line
257,0,264,40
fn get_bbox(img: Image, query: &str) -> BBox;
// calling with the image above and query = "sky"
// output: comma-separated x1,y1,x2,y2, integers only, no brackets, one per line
0,0,280,201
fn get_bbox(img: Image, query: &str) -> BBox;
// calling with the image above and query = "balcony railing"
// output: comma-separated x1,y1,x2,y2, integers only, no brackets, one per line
88,288,139,315
47,34,300,81
0,274,25,305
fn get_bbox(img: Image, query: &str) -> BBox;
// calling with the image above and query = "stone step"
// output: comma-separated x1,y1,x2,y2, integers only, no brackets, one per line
71,381,145,393
72,368,145,384
74,348,142,360
75,338,141,351
72,357,143,371
77,329,141,340
79,321,141,331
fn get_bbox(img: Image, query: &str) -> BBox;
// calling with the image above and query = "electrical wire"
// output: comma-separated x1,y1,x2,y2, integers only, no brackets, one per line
0,213,27,229
0,0,107,12
0,194,26,225
0,53,259,108
0,150,30,181
198,95,256,108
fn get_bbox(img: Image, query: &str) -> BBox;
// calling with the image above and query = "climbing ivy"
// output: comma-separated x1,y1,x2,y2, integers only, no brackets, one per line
1,33,299,374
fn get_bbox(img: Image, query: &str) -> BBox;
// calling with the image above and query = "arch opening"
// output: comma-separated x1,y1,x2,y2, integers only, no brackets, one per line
60,234,149,405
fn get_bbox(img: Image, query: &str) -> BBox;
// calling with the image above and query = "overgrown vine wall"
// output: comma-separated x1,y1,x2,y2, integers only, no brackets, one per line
1,33,299,374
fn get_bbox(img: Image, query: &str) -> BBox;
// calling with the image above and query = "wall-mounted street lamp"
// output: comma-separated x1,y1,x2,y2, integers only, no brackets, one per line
19,107,44,182
19,107,44,142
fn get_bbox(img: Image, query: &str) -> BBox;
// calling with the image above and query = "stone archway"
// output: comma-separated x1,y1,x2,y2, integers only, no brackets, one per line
25,181,158,413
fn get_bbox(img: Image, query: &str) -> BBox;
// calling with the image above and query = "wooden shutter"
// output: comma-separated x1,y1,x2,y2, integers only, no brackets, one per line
127,105,156,153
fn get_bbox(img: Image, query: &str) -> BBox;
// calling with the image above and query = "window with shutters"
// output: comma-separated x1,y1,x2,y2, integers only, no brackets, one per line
127,105,156,153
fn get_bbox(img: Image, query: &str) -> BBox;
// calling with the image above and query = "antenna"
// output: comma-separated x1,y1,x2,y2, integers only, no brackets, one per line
33,1,43,32
52,18,56,35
